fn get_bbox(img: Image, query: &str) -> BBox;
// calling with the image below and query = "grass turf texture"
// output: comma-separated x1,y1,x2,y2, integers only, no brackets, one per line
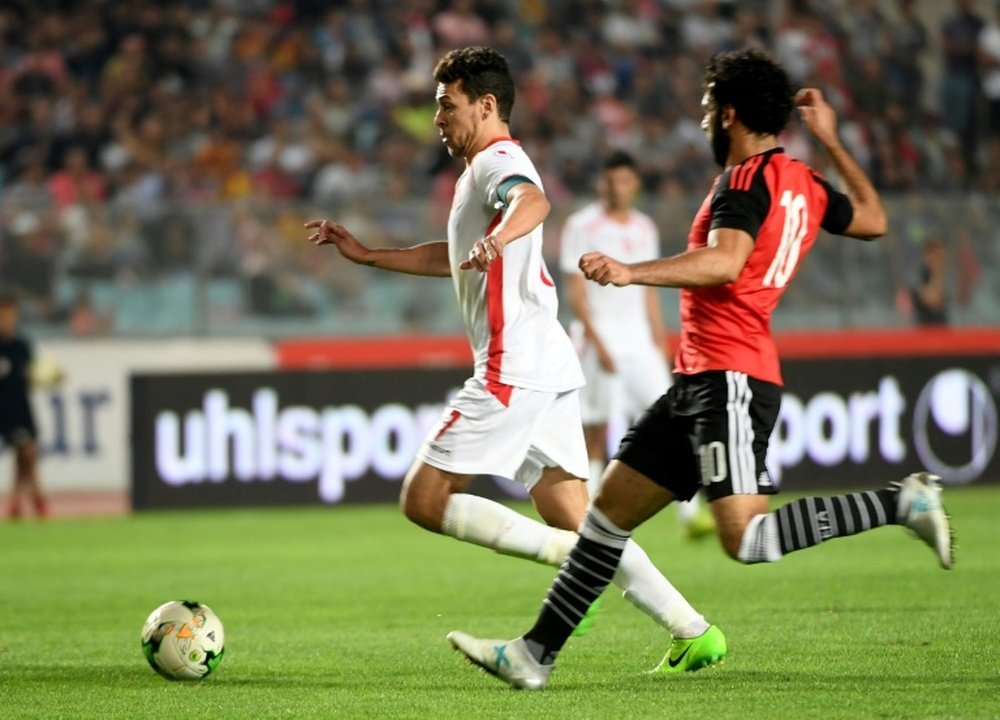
1,487,998,720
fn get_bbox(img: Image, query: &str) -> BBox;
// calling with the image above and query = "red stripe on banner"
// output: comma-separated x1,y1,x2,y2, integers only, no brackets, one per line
276,336,472,369
773,328,1000,358
275,329,1000,370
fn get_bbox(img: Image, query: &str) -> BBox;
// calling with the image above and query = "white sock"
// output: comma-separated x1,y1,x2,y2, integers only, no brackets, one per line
737,513,783,563
442,494,707,639
676,495,700,523
587,459,604,497
585,507,708,639
616,538,709,638
441,494,576,565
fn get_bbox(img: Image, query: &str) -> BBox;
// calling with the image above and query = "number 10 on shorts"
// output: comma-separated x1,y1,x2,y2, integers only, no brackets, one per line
699,441,727,486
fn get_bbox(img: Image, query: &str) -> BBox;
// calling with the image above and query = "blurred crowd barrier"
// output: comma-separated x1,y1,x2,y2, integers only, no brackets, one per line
1,192,996,338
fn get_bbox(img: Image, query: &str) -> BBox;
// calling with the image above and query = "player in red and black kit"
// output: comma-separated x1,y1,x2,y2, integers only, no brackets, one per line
448,49,955,690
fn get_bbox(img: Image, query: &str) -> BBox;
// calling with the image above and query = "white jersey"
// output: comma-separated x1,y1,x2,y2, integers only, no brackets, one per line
559,202,660,348
448,138,584,393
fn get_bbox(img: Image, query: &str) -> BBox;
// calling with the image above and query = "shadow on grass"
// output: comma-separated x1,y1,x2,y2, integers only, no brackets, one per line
551,668,1000,692
8,664,996,695
2,664,365,690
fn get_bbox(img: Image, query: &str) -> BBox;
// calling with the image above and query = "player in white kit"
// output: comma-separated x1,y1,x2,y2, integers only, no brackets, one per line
560,151,713,538
306,47,711,657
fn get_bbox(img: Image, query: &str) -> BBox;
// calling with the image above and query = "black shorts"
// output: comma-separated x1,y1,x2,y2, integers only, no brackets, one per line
614,371,782,502
0,403,36,448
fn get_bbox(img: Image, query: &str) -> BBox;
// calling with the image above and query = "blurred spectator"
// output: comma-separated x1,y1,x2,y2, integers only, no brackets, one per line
432,0,489,49
67,289,111,336
1,154,54,219
979,1,1000,191
604,0,661,51
845,0,888,61
718,9,768,53
939,0,984,182
0,212,59,321
909,238,948,327
101,33,151,105
48,146,105,209
885,0,928,108
0,0,992,336
680,0,733,58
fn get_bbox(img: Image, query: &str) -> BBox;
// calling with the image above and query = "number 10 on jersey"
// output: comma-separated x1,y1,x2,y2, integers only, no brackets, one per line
763,190,807,288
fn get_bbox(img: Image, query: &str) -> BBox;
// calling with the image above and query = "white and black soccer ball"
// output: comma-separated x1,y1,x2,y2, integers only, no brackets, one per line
141,600,225,680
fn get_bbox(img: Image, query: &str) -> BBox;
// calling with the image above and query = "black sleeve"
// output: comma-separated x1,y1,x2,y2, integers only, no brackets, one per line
709,167,771,240
813,173,854,235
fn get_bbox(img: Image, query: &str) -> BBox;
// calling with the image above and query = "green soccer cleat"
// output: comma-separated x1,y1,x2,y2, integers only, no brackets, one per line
572,597,602,637
652,624,727,674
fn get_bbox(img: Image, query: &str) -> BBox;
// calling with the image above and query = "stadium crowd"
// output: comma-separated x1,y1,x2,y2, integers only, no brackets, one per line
0,0,996,331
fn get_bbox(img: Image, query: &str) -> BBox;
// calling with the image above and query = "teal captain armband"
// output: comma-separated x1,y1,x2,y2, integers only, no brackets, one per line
495,175,534,208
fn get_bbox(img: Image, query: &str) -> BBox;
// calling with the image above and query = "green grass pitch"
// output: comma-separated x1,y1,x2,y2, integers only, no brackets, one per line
1,486,998,720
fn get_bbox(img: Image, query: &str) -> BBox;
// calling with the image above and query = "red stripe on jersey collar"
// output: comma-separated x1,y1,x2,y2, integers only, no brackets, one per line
482,136,520,150
468,136,520,165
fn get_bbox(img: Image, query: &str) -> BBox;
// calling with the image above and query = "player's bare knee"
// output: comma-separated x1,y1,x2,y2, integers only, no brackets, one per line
398,474,450,532
719,530,744,561
536,503,583,532
399,487,446,532
717,517,753,561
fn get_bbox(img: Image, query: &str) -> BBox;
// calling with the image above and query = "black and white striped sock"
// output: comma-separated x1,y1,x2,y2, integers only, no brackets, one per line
522,507,630,665
739,489,899,563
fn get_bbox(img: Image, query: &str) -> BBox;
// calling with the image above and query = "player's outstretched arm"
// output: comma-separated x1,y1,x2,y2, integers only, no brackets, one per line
580,230,753,290
461,183,550,272
795,88,887,240
305,219,451,277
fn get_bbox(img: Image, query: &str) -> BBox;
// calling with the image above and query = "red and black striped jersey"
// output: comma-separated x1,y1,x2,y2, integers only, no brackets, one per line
674,147,853,385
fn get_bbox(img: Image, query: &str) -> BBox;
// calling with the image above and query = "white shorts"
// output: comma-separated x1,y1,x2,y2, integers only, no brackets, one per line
579,341,671,425
416,377,589,491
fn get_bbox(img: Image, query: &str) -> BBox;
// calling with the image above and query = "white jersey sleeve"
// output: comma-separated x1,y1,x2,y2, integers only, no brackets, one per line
474,142,538,211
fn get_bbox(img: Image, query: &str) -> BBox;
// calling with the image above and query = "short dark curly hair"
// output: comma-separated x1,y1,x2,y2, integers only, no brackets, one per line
433,46,515,123
705,48,794,137
602,150,638,172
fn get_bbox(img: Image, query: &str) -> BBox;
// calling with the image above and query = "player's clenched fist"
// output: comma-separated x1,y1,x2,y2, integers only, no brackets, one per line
579,252,632,287
794,88,838,147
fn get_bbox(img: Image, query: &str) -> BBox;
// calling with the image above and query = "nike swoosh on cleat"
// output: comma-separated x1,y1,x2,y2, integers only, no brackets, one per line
668,645,692,668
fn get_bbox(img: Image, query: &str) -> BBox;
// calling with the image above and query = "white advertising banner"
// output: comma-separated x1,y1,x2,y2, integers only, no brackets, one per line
24,340,275,492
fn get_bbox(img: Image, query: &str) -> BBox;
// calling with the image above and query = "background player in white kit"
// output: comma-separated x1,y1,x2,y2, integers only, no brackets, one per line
305,46,713,659
560,151,712,538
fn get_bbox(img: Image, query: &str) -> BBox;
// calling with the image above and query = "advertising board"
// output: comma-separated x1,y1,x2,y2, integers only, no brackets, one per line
19,340,273,492
131,368,528,509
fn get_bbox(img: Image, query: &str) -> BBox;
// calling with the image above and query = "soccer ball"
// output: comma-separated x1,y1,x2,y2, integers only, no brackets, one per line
141,600,225,680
